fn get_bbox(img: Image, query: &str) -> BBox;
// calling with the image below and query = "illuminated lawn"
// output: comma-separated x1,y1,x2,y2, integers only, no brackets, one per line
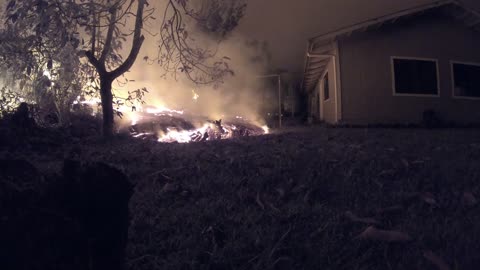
124,127,480,270
2,126,480,270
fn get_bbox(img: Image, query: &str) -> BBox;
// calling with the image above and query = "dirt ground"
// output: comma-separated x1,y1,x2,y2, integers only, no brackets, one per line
2,125,480,270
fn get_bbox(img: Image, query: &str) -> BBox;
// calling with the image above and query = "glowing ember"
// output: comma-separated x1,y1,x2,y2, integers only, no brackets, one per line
133,132,153,138
72,96,101,106
145,106,184,115
192,89,199,101
69,96,268,143
262,125,269,134
154,119,268,143
121,104,268,143
158,124,210,143
81,98,101,106
43,70,52,79
130,114,141,126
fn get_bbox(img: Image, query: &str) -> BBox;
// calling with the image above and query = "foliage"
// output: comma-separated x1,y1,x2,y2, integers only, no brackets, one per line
114,87,149,118
0,9,89,125
193,0,247,38
152,0,247,84
1,0,246,135
0,85,24,118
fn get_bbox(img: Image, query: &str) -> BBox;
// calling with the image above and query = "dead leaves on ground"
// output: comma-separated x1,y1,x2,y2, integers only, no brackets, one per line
403,191,437,205
355,226,412,243
345,209,411,243
375,205,403,215
160,182,191,197
344,211,379,225
255,192,281,213
421,192,437,206
161,182,180,193
256,192,265,210
462,191,477,207
346,189,473,269
404,190,478,208
423,250,451,270
344,208,409,242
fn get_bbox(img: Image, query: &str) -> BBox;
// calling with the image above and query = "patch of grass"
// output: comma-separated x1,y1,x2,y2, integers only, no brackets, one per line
116,128,480,270
2,127,480,269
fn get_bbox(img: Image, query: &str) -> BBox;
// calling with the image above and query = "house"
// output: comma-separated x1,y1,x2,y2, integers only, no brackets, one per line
302,0,480,125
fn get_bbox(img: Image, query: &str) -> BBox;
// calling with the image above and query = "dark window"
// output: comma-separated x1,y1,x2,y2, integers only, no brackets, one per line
392,58,438,95
324,73,329,100
452,63,480,98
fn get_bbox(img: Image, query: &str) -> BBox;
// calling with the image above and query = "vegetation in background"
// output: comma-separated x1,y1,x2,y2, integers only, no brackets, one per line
0,0,246,136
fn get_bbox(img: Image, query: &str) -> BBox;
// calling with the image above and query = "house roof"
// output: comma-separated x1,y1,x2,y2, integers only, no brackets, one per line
302,0,480,93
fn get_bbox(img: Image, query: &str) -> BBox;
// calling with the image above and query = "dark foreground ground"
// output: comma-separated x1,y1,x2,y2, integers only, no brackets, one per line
1,125,480,270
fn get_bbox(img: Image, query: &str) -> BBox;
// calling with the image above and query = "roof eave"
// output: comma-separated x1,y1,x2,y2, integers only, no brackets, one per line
309,0,459,46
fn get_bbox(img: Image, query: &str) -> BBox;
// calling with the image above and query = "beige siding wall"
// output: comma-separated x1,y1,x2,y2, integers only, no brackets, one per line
320,60,337,123
338,15,480,124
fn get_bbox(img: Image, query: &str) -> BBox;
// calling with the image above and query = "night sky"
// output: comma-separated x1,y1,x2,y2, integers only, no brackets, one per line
2,0,480,88
236,0,480,73
130,0,480,88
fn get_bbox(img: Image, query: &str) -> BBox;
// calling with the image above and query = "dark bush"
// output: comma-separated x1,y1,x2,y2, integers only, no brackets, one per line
422,109,444,128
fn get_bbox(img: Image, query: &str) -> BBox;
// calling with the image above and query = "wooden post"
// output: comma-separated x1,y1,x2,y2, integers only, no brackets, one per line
256,74,282,128
278,75,282,128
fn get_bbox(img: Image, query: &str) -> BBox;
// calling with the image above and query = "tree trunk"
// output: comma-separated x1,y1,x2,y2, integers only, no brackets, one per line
83,0,146,138
100,75,114,137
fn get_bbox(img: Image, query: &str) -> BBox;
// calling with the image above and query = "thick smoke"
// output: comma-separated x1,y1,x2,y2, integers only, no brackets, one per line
115,12,274,127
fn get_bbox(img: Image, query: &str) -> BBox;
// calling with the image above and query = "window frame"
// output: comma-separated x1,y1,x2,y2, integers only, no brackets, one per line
450,60,480,100
390,56,441,97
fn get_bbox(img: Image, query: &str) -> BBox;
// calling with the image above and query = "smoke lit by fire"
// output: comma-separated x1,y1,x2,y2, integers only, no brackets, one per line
0,2,276,143
110,27,274,143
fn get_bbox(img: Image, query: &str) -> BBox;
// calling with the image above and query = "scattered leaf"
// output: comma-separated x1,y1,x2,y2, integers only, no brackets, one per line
267,202,281,213
423,250,451,270
378,169,395,176
462,191,477,207
275,187,286,199
401,158,409,169
355,226,412,242
345,211,379,224
256,192,265,210
376,205,403,215
303,189,313,204
161,182,179,193
421,192,437,206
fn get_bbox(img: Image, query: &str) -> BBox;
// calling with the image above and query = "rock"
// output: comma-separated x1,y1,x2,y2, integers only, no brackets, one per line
62,160,134,270
0,159,82,270
2,160,135,270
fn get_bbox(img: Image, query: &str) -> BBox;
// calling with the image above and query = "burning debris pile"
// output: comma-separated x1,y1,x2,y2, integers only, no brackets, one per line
127,106,268,143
